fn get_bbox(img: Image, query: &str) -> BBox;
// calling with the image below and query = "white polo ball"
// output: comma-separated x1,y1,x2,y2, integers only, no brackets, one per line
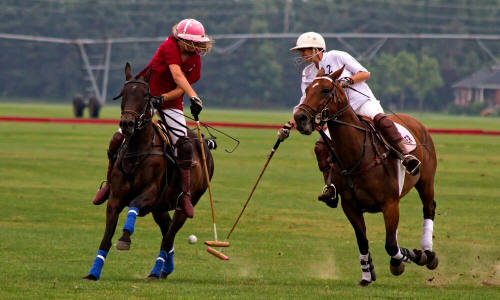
187,235,197,244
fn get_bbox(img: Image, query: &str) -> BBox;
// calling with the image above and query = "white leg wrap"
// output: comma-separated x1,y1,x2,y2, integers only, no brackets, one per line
392,248,412,263
359,253,372,282
421,219,434,251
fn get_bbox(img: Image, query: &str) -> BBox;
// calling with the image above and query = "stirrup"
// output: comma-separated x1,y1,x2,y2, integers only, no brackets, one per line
176,192,193,218
402,155,421,176
98,180,108,190
321,184,337,199
318,184,338,208
175,192,191,210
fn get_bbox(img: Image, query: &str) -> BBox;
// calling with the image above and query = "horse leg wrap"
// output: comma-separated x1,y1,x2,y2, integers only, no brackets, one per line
174,137,194,218
392,247,416,263
360,252,376,282
122,207,139,235
421,219,434,251
88,250,108,280
149,250,168,278
162,246,175,277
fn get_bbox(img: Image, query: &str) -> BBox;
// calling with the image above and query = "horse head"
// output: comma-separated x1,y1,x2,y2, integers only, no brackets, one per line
294,66,349,135
117,63,154,137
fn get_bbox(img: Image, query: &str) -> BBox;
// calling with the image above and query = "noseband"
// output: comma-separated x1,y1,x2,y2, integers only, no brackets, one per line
297,76,350,129
113,80,155,130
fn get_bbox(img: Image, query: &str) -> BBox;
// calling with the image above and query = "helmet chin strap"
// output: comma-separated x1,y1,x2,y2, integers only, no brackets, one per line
292,48,324,66
178,38,208,55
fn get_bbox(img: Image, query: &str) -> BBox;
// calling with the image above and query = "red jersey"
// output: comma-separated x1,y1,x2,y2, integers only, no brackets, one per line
138,35,201,111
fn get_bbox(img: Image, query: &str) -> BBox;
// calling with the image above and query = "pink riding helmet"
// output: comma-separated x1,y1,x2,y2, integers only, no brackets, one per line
176,19,210,43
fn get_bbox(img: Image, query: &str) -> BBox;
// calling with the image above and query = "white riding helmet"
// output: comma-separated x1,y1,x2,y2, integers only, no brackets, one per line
290,32,326,52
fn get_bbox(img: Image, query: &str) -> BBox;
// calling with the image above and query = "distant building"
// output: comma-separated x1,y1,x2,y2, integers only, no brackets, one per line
452,66,500,109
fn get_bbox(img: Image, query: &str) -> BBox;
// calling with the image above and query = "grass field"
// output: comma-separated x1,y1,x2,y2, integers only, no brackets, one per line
1,103,499,299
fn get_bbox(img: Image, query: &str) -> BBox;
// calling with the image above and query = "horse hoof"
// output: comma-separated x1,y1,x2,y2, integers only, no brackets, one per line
425,250,439,270
82,274,97,281
357,279,372,287
147,275,159,281
115,240,131,251
161,272,169,279
390,258,405,276
412,249,428,266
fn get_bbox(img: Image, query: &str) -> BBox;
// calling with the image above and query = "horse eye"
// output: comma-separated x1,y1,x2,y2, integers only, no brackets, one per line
321,89,331,94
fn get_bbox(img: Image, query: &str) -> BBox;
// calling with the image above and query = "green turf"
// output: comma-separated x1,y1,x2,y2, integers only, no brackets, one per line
1,104,499,299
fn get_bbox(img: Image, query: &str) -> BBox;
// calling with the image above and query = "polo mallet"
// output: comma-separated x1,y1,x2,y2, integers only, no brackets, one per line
193,114,230,250
206,138,282,260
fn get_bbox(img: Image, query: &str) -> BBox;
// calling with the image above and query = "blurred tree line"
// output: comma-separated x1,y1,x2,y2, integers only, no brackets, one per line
0,0,499,112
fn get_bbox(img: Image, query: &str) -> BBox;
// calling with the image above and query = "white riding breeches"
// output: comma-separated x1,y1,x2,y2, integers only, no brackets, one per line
355,99,384,120
158,108,187,145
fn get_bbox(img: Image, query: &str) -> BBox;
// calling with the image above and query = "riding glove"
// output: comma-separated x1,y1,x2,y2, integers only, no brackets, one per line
339,77,354,88
190,96,203,117
277,122,292,141
152,96,163,109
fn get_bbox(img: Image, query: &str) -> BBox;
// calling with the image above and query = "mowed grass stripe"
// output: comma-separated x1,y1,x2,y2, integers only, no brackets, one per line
1,104,499,299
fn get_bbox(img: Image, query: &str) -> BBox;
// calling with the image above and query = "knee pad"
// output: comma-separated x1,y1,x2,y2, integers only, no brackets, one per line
174,137,193,168
374,114,402,144
314,140,331,171
107,132,125,159
373,114,392,129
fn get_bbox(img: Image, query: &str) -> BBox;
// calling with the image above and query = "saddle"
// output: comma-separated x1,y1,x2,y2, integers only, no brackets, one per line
153,121,172,149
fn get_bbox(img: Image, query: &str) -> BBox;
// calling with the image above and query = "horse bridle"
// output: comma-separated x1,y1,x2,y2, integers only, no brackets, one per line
113,80,158,130
296,76,351,130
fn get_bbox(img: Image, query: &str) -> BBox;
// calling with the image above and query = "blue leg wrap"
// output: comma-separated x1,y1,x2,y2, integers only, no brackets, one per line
122,207,139,235
88,250,108,280
162,246,175,275
149,250,167,278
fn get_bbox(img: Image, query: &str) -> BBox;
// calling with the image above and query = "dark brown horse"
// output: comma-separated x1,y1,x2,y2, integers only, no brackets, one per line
83,63,214,281
293,66,438,286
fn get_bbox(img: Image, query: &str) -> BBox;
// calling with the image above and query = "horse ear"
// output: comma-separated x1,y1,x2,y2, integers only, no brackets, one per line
143,65,153,83
125,62,133,81
329,65,345,81
316,68,325,77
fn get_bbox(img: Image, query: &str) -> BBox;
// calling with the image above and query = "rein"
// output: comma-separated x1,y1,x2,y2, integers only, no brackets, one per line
306,77,389,191
296,76,352,131
113,79,166,175
114,80,155,130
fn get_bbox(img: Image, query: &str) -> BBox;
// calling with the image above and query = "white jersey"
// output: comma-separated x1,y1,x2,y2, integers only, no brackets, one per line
294,50,377,113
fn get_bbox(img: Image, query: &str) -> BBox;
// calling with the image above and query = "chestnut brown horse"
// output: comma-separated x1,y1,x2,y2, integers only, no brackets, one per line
293,66,438,286
83,63,214,281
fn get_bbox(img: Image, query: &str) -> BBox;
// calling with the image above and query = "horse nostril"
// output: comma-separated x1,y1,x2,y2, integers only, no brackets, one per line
127,120,134,129
300,114,308,123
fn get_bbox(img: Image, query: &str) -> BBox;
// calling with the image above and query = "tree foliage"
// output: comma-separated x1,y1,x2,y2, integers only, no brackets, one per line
0,0,499,111
368,51,443,111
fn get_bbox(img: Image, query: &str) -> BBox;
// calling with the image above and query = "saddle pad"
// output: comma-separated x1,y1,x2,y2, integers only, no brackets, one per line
395,123,417,153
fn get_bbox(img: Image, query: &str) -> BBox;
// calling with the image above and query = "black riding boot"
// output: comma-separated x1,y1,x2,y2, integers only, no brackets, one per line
93,132,125,205
174,137,194,218
315,138,338,208
374,114,420,175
